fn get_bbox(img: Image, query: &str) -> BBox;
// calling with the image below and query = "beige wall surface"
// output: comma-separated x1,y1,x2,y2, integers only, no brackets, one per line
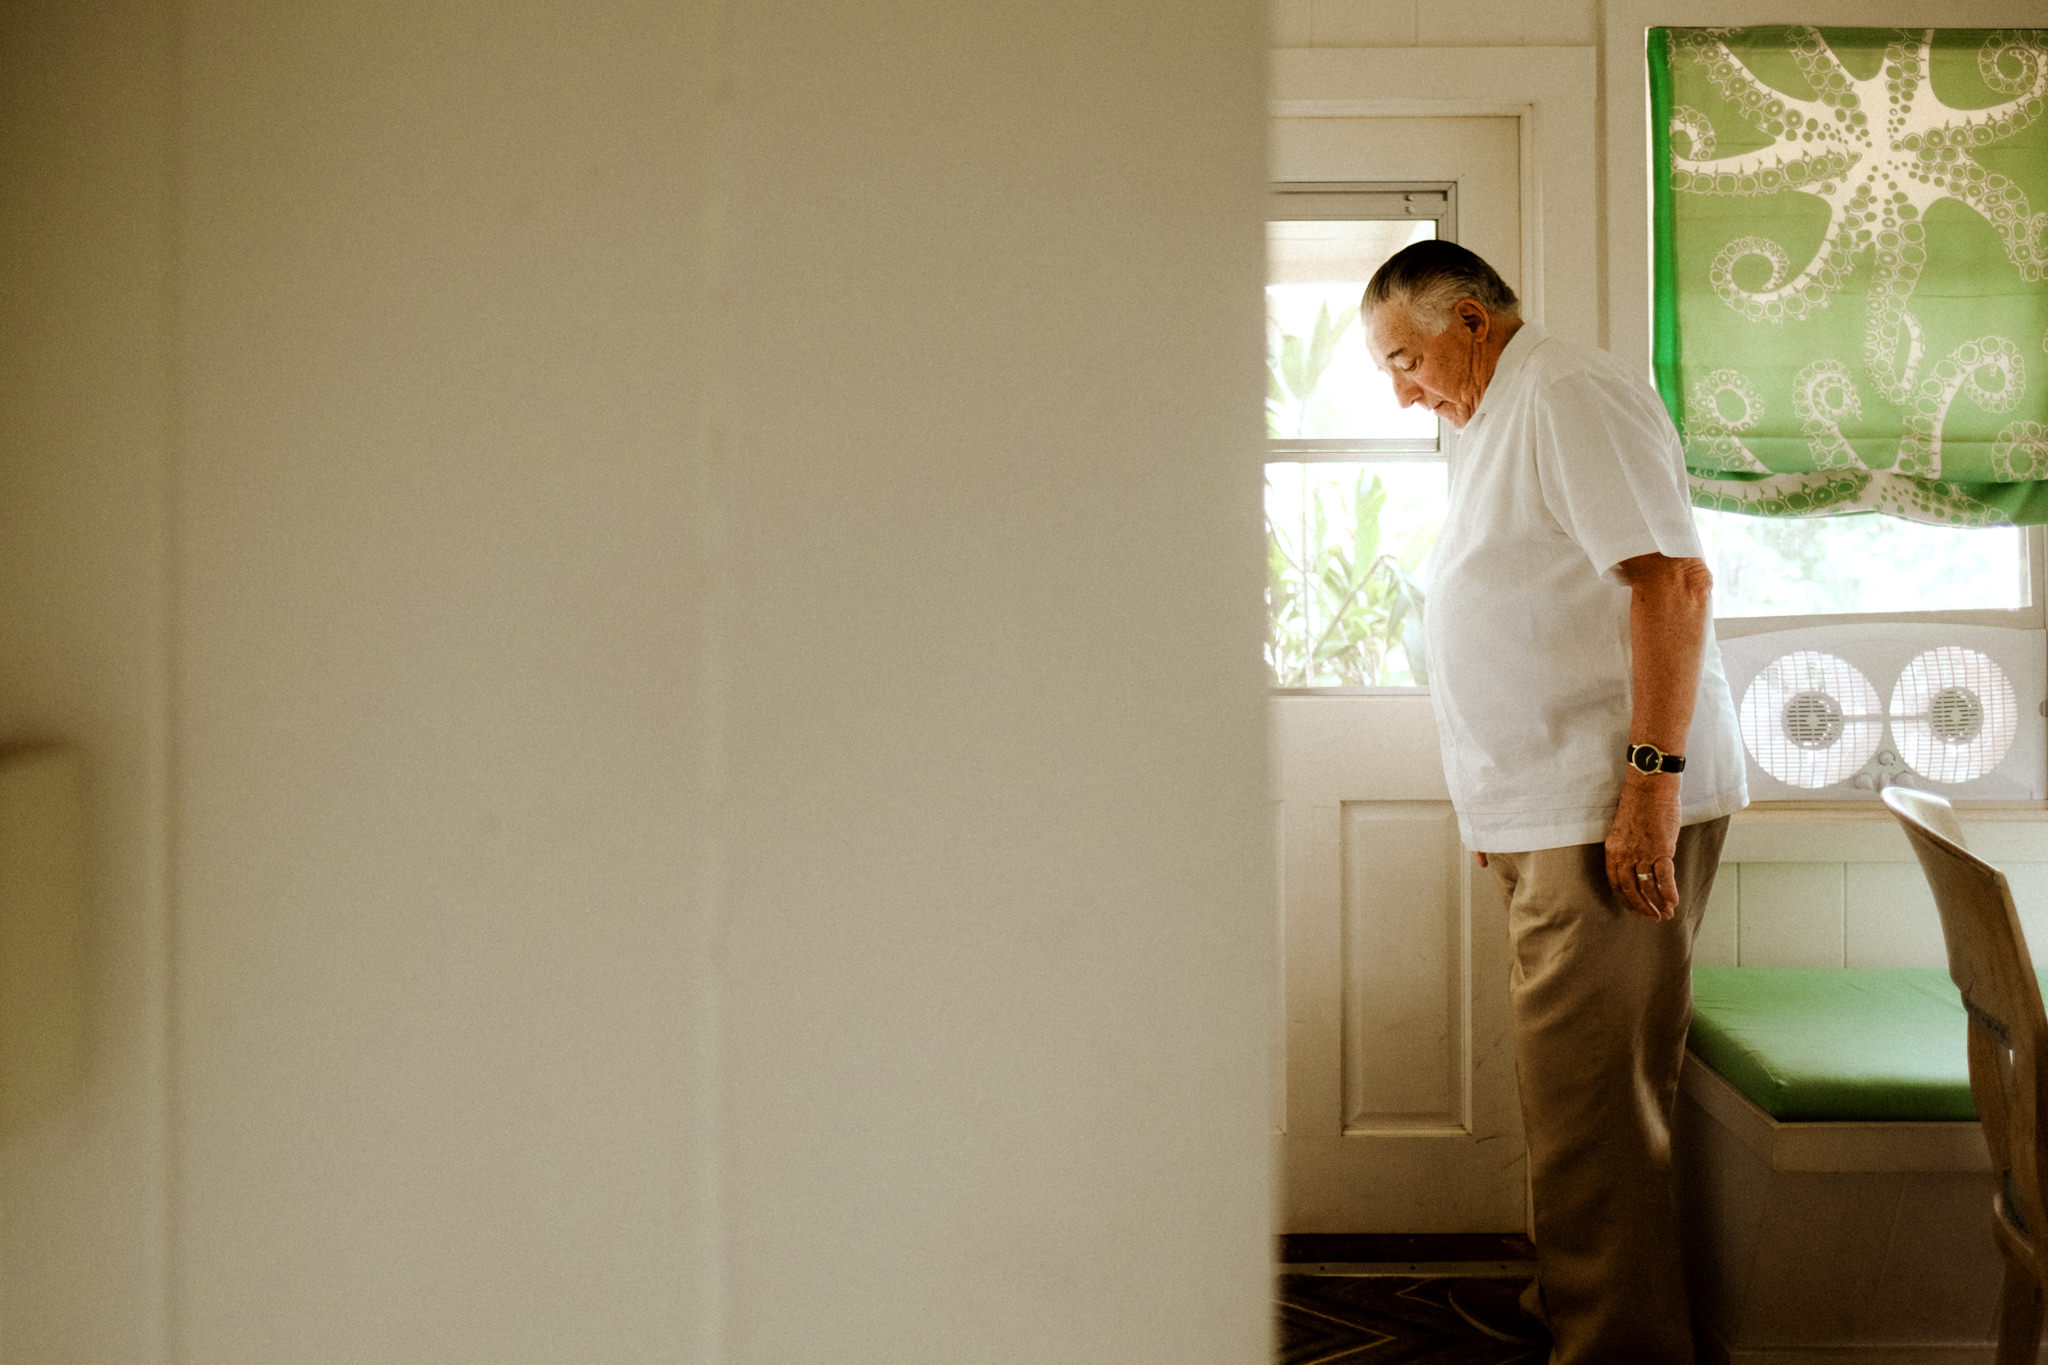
716,1,1273,1359
172,0,725,1358
0,2,173,1359
0,0,1273,1361
1272,0,1599,48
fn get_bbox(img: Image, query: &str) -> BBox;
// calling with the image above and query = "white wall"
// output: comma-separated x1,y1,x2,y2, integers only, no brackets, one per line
0,0,1272,1361
1696,820,2048,970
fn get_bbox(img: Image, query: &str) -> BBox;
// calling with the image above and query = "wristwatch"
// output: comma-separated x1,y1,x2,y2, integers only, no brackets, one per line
1625,742,1686,775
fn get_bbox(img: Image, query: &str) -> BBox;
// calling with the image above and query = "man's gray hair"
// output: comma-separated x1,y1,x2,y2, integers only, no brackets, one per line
1364,240,1521,334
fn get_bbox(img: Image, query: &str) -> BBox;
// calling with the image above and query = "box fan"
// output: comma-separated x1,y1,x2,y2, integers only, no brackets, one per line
1717,624,2048,800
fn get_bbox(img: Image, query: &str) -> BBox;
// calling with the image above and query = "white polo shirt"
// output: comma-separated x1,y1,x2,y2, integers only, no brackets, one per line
1423,324,1748,853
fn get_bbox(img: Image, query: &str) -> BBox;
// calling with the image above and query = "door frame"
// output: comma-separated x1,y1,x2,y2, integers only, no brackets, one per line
1267,48,1599,1233
1271,46,1600,348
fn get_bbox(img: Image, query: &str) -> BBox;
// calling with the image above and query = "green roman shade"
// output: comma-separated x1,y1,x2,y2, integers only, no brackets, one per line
1649,26,2048,523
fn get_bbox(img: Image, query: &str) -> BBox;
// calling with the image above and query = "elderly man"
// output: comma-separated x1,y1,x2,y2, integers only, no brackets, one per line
1363,240,1747,1364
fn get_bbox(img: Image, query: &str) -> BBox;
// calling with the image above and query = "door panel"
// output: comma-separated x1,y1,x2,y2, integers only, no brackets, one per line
1271,114,1528,1233
1342,800,1462,1130
1274,696,1522,1231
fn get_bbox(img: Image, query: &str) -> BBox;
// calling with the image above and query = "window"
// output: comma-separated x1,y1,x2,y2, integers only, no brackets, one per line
1648,26,2048,806
1265,185,1452,689
1647,26,2048,634
1698,512,2040,624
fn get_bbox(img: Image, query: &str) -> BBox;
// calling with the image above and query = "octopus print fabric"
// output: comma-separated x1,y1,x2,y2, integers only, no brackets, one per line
1649,28,2048,524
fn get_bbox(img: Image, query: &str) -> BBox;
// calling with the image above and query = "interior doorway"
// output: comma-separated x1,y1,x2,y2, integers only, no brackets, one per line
1269,114,1529,1233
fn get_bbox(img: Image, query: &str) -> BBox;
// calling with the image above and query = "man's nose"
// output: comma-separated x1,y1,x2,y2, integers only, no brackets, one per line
1391,375,1421,407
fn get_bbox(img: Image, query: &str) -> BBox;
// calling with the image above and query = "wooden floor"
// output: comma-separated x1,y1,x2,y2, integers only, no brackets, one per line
1276,1236,1543,1365
1278,1234,1536,1267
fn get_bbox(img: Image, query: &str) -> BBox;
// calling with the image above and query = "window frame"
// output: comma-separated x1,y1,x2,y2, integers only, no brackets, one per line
1267,182,1453,469
1265,181,1457,695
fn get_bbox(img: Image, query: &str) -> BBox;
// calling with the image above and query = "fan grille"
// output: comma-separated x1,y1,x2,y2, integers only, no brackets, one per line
1782,690,1844,749
1890,647,2017,784
1737,650,1883,789
1928,687,1984,744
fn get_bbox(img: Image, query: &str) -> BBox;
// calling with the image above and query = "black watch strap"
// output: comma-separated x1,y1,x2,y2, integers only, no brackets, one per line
1625,742,1686,775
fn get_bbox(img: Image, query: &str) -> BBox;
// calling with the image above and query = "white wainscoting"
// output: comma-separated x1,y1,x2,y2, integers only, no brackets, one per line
1699,808,2048,970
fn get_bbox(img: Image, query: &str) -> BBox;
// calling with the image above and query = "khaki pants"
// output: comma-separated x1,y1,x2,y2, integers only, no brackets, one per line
1485,816,1731,1365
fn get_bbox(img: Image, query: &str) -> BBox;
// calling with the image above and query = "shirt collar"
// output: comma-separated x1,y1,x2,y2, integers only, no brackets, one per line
1466,321,1546,428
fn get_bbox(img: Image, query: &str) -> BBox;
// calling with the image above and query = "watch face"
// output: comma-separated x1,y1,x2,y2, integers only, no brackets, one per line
1630,746,1658,773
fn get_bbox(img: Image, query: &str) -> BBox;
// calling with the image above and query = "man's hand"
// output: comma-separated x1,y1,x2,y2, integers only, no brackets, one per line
1605,770,1682,920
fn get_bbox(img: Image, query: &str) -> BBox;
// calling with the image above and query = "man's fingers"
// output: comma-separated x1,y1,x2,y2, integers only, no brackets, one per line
1608,846,1676,920
1625,855,1678,921
1607,847,1656,920
1653,857,1681,920
1623,870,1660,919
1603,847,1630,904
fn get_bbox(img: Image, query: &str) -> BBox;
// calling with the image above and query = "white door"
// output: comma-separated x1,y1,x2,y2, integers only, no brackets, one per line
1270,116,1529,1232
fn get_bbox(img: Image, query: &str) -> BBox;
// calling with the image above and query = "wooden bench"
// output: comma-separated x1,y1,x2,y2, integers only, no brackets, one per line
1675,966,2034,1364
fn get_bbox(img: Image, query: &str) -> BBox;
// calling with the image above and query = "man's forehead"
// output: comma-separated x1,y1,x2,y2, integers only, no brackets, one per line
1364,300,1407,336
1363,304,1410,367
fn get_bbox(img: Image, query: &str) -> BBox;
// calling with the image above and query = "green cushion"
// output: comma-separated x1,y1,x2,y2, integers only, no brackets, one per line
1689,967,1984,1122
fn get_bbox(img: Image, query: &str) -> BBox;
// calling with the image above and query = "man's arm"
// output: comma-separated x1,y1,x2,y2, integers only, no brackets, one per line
1606,552,1713,921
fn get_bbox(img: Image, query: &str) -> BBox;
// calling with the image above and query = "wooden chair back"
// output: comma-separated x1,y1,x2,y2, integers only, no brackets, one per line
1884,785,2048,1363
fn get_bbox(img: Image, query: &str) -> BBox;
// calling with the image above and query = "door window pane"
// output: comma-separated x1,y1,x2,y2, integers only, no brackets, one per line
1266,462,1446,687
1267,220,1435,441
1696,511,2029,617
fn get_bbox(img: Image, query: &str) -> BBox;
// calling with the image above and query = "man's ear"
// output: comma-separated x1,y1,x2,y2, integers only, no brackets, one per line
1455,298,1490,339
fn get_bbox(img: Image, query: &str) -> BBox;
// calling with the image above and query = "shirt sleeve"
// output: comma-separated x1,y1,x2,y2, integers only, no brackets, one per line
1532,359,1705,581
